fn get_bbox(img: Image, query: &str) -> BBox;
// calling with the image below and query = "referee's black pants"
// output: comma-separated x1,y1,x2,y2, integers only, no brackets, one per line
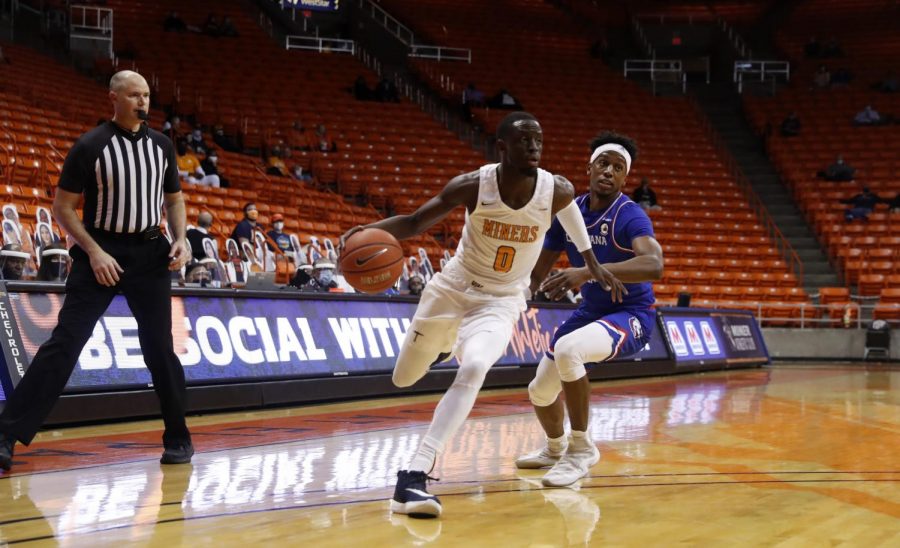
0,232,191,448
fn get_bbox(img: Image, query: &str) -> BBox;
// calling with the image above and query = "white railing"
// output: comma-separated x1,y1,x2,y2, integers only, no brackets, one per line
624,59,686,93
718,17,753,59
655,300,891,330
630,15,655,58
408,45,472,63
286,35,355,55
69,4,114,59
358,0,471,63
734,60,790,93
359,0,414,46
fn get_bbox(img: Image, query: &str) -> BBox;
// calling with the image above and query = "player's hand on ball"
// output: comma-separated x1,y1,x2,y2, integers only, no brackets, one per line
339,225,365,255
587,263,628,303
540,268,589,301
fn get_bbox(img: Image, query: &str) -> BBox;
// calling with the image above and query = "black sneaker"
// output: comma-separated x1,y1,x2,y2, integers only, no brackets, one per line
0,434,14,471
160,442,194,465
390,470,442,518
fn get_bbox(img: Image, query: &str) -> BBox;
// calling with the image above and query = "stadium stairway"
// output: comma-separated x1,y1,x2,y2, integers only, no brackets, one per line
693,82,840,292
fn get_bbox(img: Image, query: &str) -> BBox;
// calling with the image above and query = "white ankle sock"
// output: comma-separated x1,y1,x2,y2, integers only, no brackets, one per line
409,436,439,473
548,434,567,454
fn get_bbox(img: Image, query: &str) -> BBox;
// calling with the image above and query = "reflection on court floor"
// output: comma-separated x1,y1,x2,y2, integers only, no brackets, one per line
1,366,899,546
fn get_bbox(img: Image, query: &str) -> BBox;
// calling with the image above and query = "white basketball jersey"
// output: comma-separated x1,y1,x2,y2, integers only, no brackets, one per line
444,163,555,296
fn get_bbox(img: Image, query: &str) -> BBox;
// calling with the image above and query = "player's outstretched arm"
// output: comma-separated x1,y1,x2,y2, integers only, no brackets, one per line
601,236,664,282
341,172,478,245
548,174,627,302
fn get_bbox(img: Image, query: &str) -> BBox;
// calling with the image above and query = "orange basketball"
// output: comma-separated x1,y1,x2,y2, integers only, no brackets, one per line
340,228,405,294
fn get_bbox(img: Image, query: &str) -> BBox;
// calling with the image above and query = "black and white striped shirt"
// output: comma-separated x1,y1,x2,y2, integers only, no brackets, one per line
58,121,180,233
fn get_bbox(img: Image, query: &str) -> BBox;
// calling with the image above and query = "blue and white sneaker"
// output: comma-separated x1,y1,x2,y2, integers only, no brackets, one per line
390,470,442,518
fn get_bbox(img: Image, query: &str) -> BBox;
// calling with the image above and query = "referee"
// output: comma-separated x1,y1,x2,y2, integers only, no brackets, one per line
0,70,193,470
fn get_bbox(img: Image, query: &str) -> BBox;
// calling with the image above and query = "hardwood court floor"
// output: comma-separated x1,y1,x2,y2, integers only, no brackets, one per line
1,365,899,546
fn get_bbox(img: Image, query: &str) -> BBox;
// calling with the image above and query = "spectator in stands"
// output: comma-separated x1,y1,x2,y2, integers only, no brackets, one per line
462,82,486,121
163,115,183,143
353,75,374,101
292,164,312,182
184,261,212,285
874,71,898,93
632,178,661,211
266,214,294,252
831,67,853,87
0,244,28,280
230,203,258,248
780,111,801,137
163,11,187,33
288,120,310,151
187,128,208,154
187,211,217,261
376,77,400,102
212,125,240,152
177,140,220,187
406,275,425,297
488,88,522,110
200,149,229,188
221,16,238,37
36,244,70,283
266,145,289,177
842,187,881,222
854,105,882,126
813,65,831,89
302,258,339,292
818,155,856,182
804,36,821,58
308,124,337,152
886,193,900,213
202,13,221,37
463,83,486,107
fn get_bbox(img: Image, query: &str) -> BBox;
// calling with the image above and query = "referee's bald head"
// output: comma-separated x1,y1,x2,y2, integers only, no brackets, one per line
109,70,147,91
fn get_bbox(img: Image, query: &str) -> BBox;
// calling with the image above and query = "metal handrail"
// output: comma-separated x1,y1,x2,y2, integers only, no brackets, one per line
624,59,686,93
408,45,472,63
734,60,790,94
69,5,114,59
358,0,415,46
653,300,876,329
689,98,804,283
286,35,355,55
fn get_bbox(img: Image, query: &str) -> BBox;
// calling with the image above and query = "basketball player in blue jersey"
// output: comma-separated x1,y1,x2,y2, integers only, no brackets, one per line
341,112,628,518
516,131,664,487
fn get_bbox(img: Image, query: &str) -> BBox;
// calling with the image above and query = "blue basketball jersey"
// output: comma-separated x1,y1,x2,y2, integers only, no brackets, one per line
544,192,656,314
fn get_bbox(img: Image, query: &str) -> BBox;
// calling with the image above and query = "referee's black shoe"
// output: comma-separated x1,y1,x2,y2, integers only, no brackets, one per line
0,433,15,471
160,442,194,465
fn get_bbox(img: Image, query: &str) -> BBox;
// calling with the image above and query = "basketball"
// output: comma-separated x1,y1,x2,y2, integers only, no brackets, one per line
339,228,405,293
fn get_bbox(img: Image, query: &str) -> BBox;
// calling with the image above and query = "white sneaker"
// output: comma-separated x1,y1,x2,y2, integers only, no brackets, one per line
541,437,600,487
515,445,566,469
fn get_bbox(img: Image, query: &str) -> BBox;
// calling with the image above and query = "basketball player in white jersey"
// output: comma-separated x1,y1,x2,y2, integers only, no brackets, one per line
342,112,626,518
